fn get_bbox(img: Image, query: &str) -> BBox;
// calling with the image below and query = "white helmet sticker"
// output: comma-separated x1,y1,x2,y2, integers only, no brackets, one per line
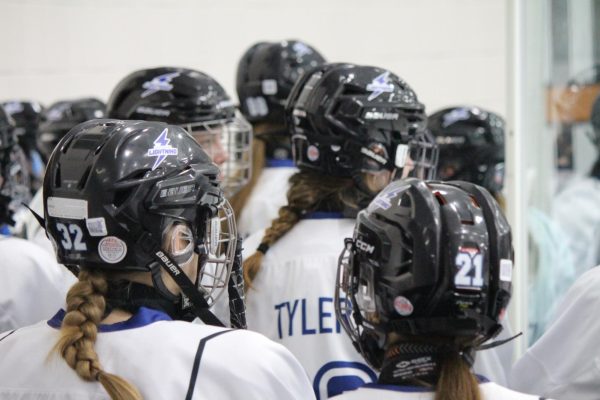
47,197,88,220
98,236,127,264
500,259,513,282
261,79,278,95
395,144,409,168
393,296,414,316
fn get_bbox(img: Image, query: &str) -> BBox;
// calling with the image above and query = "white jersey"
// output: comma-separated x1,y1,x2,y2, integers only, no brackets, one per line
244,215,376,399
509,266,600,399
0,236,75,331
237,162,297,238
0,307,315,400
243,215,512,398
331,379,547,400
553,177,600,276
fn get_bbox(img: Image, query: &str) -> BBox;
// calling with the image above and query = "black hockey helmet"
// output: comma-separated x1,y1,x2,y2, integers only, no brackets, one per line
0,106,30,226
43,119,237,320
107,67,252,197
286,63,437,182
237,40,326,125
1,100,44,155
336,178,513,369
37,98,106,161
428,106,505,194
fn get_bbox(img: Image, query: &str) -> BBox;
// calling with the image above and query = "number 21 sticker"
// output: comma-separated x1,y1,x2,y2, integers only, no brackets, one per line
455,247,484,289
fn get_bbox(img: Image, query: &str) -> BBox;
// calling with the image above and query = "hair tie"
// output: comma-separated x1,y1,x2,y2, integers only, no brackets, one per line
256,243,270,254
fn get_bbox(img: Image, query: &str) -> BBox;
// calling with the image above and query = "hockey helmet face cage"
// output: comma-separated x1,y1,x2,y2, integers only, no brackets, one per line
181,112,252,198
107,67,252,197
335,178,513,369
286,63,436,184
43,119,236,309
37,98,106,161
237,40,326,124
428,107,505,193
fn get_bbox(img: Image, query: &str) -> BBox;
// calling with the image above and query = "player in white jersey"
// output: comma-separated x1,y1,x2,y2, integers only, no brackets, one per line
0,105,74,331
509,265,600,399
231,40,326,238
0,120,314,400
333,179,549,400
243,63,437,399
0,236,76,332
553,94,600,277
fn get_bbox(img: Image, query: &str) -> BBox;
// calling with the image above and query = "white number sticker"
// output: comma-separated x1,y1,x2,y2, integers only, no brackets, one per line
56,223,88,251
455,248,484,289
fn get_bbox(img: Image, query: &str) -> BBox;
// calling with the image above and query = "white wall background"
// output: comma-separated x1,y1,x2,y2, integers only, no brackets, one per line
0,0,507,116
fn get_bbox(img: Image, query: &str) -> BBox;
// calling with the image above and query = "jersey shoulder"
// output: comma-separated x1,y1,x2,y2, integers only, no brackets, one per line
480,381,549,399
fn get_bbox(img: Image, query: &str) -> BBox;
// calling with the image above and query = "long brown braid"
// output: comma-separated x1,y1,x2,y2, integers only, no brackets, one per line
243,171,359,288
52,269,142,400
435,350,482,400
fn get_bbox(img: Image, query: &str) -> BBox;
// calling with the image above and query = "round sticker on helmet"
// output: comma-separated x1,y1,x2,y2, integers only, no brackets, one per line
98,236,127,264
394,296,414,316
307,145,320,162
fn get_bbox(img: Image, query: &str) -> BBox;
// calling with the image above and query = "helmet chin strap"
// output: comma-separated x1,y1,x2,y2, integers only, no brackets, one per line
137,231,225,327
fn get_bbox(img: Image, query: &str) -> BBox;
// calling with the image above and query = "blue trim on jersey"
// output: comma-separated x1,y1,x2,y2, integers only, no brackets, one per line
265,158,295,168
48,307,172,332
0,224,10,236
364,375,491,393
302,211,345,220
363,383,431,393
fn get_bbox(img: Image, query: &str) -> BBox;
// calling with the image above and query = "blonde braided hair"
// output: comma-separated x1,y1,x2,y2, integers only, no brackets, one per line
53,269,142,400
243,171,358,288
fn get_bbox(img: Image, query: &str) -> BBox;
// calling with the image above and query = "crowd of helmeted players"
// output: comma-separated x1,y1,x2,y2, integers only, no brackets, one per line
1,40,599,400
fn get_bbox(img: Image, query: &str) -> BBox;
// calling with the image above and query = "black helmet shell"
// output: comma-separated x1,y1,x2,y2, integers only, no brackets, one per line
237,40,326,125
428,106,505,193
44,119,221,271
107,67,236,124
286,63,427,177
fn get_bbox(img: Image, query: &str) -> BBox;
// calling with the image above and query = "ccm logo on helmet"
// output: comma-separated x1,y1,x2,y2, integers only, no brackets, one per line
356,239,375,254
155,250,180,276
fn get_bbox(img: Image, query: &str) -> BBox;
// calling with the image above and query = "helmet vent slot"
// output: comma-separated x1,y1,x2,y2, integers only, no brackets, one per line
433,191,447,206
77,166,92,190
113,188,134,209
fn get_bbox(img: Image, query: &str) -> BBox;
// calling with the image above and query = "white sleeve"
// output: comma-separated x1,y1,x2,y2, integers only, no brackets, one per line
509,267,600,399
0,238,76,331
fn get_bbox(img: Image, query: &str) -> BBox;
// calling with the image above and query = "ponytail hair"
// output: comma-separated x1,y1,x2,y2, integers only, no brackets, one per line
243,171,357,288
52,269,142,400
435,350,482,400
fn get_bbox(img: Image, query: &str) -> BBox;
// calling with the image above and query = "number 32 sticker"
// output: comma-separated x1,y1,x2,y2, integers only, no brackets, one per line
56,222,88,251
455,247,484,289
